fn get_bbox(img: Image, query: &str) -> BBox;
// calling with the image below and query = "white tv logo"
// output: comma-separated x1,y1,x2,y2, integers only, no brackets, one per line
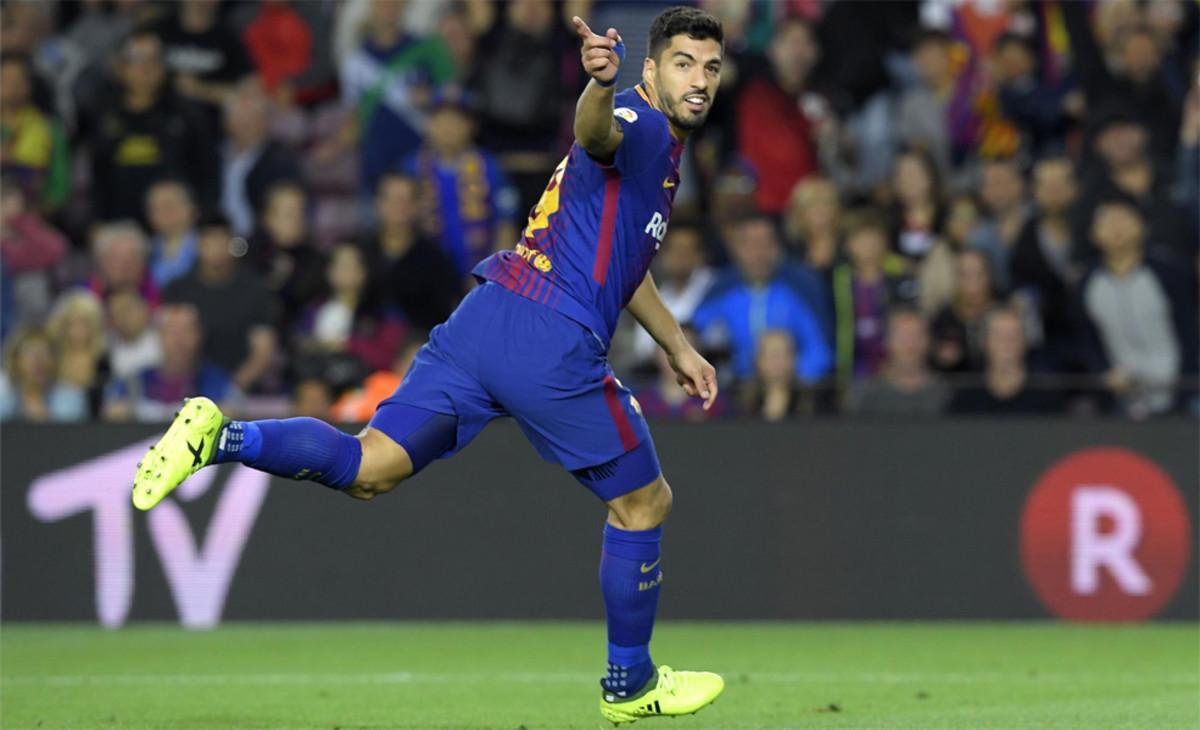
1070,486,1153,596
27,438,270,628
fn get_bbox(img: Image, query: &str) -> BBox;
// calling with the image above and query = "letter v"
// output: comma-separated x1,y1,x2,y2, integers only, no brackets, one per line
146,465,270,628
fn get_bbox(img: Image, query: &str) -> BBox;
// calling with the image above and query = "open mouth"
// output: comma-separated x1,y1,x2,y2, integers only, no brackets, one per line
682,94,708,113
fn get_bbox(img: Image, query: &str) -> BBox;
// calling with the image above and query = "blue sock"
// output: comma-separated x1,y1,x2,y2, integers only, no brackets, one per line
599,523,662,697
214,418,361,490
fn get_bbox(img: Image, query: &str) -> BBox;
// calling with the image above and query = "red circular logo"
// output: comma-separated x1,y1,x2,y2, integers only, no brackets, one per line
1020,447,1192,621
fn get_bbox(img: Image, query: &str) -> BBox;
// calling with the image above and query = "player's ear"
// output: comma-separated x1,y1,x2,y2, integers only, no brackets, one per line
642,56,655,87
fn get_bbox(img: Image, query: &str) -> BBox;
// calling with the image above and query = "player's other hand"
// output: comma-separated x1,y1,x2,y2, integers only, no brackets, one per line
572,16,621,86
669,346,719,411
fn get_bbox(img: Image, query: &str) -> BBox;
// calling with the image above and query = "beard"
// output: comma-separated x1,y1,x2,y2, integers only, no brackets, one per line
656,79,711,130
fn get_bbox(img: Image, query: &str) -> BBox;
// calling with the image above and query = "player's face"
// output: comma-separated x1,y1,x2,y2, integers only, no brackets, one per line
646,35,722,132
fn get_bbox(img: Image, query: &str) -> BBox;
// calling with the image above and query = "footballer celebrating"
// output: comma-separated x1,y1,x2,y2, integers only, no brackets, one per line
132,6,726,724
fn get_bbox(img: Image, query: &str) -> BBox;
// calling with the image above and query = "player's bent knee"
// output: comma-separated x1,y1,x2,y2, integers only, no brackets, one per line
349,428,415,499
607,475,673,530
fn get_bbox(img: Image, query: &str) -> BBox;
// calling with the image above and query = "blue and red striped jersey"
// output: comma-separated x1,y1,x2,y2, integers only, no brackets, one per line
472,85,684,349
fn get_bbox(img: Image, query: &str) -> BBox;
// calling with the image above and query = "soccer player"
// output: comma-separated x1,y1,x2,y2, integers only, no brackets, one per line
132,6,726,724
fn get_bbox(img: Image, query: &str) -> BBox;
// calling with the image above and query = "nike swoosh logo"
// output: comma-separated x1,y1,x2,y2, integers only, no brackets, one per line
640,558,661,573
187,439,204,467
662,179,675,189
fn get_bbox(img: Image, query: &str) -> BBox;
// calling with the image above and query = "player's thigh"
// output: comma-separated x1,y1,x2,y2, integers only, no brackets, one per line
514,369,663,505
355,335,500,498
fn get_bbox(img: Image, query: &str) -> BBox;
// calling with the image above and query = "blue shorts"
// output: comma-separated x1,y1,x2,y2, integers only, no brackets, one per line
368,282,660,501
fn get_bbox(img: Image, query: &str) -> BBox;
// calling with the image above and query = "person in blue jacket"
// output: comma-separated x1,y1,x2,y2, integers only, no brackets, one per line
692,213,833,381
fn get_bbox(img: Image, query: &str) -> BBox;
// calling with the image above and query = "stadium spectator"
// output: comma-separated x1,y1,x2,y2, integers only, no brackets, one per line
292,376,335,420
890,147,944,262
991,32,1079,159
782,177,841,273
845,308,948,416
738,330,816,421
969,157,1030,291
949,308,1065,415
299,243,405,374
164,215,277,393
106,286,163,381
145,179,200,290
692,215,832,382
249,182,327,333
1,177,68,328
629,223,715,369
831,209,913,382
930,249,999,374
88,28,218,222
238,0,336,106
1010,156,1086,372
220,79,301,237
87,221,160,308
893,28,955,178
634,326,727,422
0,327,87,422
47,289,110,419
48,0,154,130
468,0,581,212
0,52,70,212
321,0,456,194
1062,1,1182,163
736,17,827,214
103,302,238,422
1077,107,1193,259
331,333,426,422
155,0,254,127
914,193,978,316
932,4,1024,165
404,88,519,277
1080,198,1197,417
363,172,461,331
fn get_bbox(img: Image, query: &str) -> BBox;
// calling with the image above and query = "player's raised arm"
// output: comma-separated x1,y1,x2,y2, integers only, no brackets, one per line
571,16,625,160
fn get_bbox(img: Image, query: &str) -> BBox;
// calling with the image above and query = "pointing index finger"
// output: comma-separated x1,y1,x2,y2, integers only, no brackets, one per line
572,16,594,38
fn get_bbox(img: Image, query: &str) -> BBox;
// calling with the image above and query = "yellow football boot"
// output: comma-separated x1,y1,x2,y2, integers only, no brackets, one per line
599,665,725,724
132,397,224,511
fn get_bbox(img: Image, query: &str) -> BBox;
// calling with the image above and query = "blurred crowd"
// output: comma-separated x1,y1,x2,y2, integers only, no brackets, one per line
1,0,1197,425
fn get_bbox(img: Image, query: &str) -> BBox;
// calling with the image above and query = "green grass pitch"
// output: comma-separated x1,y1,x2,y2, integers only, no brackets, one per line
2,622,1196,729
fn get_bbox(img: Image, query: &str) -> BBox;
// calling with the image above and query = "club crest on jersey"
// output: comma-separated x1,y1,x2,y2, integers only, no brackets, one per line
614,107,638,123
644,212,668,244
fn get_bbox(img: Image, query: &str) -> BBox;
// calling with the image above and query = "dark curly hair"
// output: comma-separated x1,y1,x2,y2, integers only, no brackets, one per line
647,6,724,62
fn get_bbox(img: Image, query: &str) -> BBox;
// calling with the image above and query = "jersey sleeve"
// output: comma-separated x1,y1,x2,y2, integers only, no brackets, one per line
612,106,669,177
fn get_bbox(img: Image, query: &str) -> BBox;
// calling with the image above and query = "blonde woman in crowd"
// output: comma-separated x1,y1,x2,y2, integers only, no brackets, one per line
784,176,842,273
0,328,87,422
47,289,111,418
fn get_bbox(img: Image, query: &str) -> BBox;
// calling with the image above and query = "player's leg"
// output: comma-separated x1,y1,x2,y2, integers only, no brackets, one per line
131,398,446,511
576,442,722,723
578,443,670,699
132,291,501,511
476,289,723,721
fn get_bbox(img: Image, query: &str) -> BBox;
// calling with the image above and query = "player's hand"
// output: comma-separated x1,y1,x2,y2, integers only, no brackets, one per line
572,16,621,86
668,346,719,411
